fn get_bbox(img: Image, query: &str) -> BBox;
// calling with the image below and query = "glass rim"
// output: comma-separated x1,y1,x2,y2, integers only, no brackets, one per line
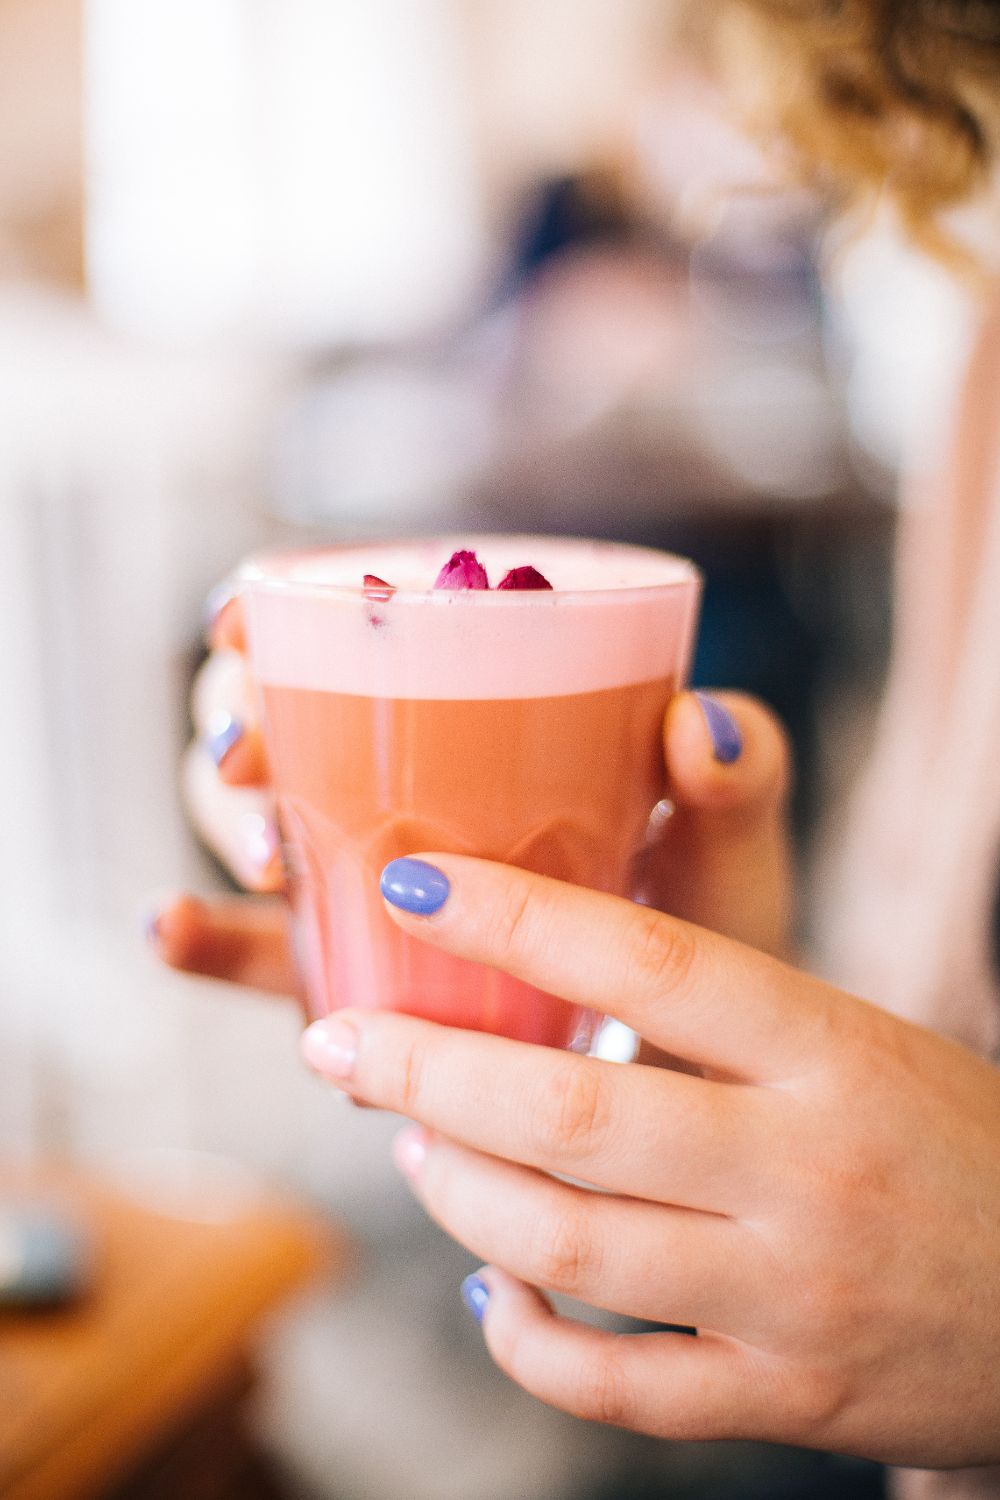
235,534,703,605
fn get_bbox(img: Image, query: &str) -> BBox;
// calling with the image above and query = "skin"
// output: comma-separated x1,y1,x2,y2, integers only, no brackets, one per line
151,617,1000,1470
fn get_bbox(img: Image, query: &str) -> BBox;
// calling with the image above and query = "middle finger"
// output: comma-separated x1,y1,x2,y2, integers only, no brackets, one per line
302,1008,780,1217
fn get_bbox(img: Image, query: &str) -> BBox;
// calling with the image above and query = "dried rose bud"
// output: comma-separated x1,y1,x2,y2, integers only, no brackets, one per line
496,566,553,591
363,574,395,602
434,550,490,590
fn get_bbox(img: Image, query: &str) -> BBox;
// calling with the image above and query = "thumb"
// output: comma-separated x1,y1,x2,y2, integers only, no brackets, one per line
641,691,793,956
666,691,790,828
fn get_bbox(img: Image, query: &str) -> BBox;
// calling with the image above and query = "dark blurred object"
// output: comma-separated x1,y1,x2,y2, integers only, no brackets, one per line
500,165,678,300
0,1161,339,1500
0,1202,90,1308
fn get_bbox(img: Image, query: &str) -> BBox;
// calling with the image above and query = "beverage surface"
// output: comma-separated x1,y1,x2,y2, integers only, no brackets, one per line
242,536,700,701
263,536,696,594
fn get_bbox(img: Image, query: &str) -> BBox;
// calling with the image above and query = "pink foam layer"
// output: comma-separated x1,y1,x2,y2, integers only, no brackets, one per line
240,536,701,700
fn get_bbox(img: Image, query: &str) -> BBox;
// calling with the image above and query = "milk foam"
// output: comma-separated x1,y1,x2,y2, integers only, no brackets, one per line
274,537,695,594
241,536,701,700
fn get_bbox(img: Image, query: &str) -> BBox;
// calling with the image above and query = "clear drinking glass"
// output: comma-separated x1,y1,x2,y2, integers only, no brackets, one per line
239,535,701,1050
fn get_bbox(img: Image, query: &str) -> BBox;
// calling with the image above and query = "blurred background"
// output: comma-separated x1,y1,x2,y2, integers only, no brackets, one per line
0,3,979,1498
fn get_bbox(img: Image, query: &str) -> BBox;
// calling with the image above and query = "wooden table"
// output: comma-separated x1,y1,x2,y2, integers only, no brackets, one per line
0,1163,340,1500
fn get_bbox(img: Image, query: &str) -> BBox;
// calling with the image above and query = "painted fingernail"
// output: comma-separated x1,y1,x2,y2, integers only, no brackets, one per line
380,858,450,916
460,1273,490,1325
694,693,742,765
392,1125,428,1181
301,1016,358,1080
241,812,279,871
206,711,244,768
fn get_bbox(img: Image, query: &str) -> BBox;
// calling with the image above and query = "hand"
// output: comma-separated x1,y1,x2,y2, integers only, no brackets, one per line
150,593,299,996
300,854,1000,1468
150,590,793,987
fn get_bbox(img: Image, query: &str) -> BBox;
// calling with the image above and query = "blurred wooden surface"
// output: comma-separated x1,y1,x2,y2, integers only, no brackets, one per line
0,1164,341,1500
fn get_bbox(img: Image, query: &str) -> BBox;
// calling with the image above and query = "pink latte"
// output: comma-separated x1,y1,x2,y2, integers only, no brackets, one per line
240,537,701,1048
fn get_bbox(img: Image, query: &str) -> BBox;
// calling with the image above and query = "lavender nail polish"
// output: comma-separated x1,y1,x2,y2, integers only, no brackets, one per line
206,712,244,768
695,693,742,765
461,1274,490,1325
380,858,450,916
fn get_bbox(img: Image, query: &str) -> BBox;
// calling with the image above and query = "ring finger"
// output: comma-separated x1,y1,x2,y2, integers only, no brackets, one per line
395,1129,761,1337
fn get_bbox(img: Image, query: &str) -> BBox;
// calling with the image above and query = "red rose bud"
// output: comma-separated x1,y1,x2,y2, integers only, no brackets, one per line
434,550,490,590
496,566,553,591
363,574,395,601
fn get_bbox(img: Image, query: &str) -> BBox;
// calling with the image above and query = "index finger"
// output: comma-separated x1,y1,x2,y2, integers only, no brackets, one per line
380,855,847,1082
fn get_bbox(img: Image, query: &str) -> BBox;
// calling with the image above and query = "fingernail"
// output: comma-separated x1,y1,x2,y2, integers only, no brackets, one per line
694,693,742,765
206,711,244,768
143,906,162,946
380,858,450,916
460,1273,490,1325
301,1016,358,1080
241,812,280,871
392,1125,428,1181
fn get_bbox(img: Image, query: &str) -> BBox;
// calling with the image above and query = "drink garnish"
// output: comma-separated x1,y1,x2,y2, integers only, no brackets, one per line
496,566,553,591
363,552,552,595
434,550,490,590
363,574,395,601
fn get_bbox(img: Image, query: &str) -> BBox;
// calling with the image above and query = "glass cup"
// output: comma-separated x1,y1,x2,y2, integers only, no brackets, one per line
239,535,701,1050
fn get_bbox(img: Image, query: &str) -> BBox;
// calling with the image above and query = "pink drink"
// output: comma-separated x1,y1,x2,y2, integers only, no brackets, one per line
240,537,701,1048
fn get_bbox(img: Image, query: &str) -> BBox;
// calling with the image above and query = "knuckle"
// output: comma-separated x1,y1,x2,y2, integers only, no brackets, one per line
571,1351,637,1428
625,907,698,999
389,1030,427,1117
531,1060,611,1162
802,1129,894,1227
785,1363,852,1440
485,881,536,960
532,1202,601,1295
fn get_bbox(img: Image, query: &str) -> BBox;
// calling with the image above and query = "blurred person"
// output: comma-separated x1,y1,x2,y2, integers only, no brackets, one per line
150,3,1000,1498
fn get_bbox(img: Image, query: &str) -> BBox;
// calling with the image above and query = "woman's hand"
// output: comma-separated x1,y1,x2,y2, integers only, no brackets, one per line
151,590,794,985
151,595,299,995
300,854,1000,1469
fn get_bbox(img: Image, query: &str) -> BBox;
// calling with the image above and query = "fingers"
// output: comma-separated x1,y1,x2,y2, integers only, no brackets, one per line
302,1007,772,1213
186,624,277,886
394,1131,759,1334
640,691,792,955
182,742,283,892
148,892,300,996
190,649,269,788
204,584,247,653
377,855,842,1081
471,1268,774,1441
664,691,790,825
206,719,269,788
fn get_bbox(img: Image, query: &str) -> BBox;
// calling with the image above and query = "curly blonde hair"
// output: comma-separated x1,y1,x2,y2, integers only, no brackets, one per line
724,0,1000,261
